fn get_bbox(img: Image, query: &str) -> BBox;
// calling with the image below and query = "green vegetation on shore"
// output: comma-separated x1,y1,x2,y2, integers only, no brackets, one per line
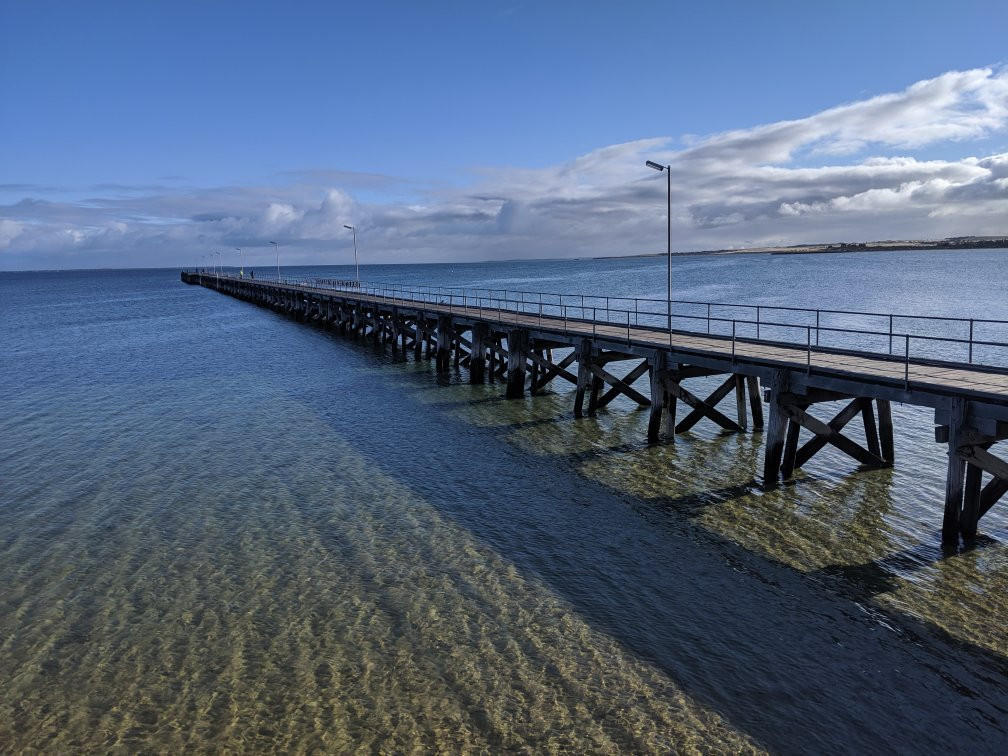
606,236,1008,259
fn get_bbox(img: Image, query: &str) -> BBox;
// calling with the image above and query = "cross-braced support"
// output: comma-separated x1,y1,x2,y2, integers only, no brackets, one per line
935,399,1008,544
647,364,760,443
762,375,890,487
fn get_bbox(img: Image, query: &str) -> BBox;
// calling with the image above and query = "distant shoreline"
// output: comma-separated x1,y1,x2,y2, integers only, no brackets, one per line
598,236,1008,259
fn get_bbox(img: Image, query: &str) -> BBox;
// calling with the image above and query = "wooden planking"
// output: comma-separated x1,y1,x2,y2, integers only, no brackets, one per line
223,277,1008,407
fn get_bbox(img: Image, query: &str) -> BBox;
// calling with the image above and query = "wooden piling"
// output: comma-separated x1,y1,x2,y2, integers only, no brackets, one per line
574,339,592,418
942,397,967,546
877,399,895,464
763,371,790,486
436,315,451,374
470,322,487,384
735,374,748,431
506,328,528,399
648,352,667,443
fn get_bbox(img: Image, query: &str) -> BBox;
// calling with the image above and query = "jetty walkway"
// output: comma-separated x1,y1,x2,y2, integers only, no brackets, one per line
182,270,1008,547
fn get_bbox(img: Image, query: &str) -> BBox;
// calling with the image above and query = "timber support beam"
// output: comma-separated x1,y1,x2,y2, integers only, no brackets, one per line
506,328,529,399
935,400,1008,543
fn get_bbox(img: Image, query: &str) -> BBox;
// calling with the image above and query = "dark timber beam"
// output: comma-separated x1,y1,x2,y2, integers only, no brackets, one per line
648,352,672,444
528,349,578,394
662,374,742,434
780,404,805,480
979,476,1008,520
574,339,593,419
676,375,738,433
470,322,487,384
506,328,529,399
792,398,865,470
588,361,651,408
877,399,895,463
735,375,748,432
747,375,764,430
943,397,968,546
960,443,1008,534
763,370,791,486
436,315,452,374
596,359,652,409
783,403,887,470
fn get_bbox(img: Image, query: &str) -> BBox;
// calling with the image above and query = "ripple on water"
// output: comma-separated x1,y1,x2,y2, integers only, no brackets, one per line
0,383,762,753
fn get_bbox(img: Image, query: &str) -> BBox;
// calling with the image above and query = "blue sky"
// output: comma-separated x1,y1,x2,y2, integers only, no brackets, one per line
2,0,1007,269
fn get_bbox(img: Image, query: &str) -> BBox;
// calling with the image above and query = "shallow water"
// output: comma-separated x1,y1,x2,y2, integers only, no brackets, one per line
1,251,1007,752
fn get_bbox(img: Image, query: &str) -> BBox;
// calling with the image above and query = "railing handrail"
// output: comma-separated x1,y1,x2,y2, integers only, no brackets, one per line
184,269,1008,370
186,268,1008,327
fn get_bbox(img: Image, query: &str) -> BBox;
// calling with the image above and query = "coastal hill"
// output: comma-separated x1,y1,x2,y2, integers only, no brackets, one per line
613,235,1008,258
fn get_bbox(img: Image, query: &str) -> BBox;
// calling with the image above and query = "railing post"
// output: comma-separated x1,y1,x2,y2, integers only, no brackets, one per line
731,319,736,362
904,334,910,390
889,314,894,355
815,310,820,346
756,306,761,340
707,303,711,334
968,319,974,363
806,326,812,375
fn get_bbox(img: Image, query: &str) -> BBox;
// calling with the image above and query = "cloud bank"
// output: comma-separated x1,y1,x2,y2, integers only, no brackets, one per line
3,68,1007,270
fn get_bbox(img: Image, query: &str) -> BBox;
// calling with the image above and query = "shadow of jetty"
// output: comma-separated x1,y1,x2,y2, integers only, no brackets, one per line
320,359,1008,755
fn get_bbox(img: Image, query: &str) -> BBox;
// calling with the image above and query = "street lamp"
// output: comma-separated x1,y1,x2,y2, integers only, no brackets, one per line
216,250,222,283
236,247,243,278
646,159,672,331
344,224,360,286
270,241,279,282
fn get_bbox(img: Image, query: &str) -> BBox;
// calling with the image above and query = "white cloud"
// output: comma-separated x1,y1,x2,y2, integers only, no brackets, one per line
0,220,24,248
2,67,1008,269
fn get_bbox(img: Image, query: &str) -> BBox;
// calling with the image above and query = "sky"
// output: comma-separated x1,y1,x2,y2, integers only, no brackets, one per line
1,0,1007,271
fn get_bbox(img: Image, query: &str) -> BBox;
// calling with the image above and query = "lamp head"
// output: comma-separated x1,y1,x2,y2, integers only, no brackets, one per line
645,160,666,172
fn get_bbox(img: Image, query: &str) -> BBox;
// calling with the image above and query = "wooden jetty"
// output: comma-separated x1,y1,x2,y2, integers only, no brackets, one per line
182,270,1008,547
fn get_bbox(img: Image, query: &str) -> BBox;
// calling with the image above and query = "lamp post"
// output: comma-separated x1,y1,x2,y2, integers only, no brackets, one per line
646,159,672,331
216,250,221,283
270,241,279,282
343,225,359,287
236,247,243,278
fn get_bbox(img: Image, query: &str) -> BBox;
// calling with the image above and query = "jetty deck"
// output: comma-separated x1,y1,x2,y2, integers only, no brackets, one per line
182,270,1008,547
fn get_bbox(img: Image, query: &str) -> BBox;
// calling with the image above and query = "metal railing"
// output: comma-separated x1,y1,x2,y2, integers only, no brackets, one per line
186,269,1008,373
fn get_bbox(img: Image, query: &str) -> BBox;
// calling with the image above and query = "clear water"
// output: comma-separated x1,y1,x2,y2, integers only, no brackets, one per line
2,249,1007,753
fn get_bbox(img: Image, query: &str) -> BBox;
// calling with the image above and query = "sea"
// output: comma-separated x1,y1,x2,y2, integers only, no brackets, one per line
1,248,1007,753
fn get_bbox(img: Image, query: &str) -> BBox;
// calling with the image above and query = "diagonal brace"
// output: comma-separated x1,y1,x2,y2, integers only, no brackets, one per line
597,359,651,409
662,375,742,432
